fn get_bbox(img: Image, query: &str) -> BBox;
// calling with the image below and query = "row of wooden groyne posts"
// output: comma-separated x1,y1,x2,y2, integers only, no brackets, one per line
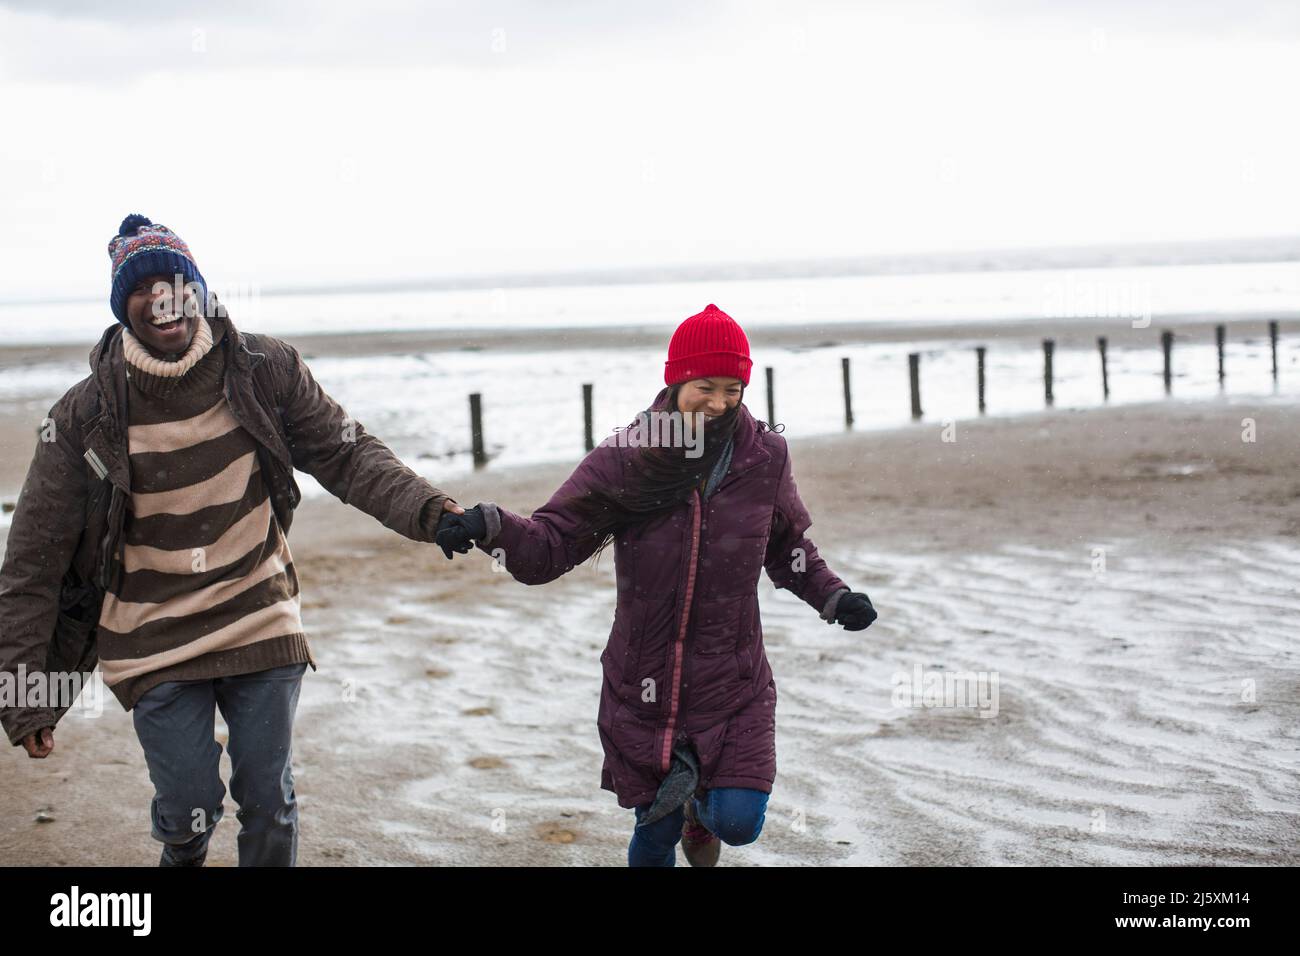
460,320,1286,466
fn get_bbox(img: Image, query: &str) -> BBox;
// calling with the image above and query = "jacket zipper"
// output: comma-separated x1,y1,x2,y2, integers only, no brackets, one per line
660,488,701,774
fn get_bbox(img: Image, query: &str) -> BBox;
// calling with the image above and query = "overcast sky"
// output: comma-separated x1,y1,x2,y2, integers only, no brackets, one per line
1,0,1297,300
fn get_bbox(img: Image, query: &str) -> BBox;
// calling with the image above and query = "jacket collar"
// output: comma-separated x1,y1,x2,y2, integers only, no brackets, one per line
88,321,126,431
721,397,772,475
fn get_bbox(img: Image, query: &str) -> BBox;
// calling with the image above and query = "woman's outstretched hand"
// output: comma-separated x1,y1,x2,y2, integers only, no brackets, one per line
835,592,878,631
435,504,488,559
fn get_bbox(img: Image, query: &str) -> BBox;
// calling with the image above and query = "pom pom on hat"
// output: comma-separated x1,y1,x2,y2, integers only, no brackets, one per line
118,213,154,236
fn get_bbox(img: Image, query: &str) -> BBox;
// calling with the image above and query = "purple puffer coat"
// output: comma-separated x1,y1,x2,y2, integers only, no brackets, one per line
477,388,849,808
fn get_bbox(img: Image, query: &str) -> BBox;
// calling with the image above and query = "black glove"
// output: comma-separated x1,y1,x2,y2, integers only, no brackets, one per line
435,505,488,559
835,591,877,631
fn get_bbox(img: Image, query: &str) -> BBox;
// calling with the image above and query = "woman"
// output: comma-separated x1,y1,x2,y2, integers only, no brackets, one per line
436,304,877,866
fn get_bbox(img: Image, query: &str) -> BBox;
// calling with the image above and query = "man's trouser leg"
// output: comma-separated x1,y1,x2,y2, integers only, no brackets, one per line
216,662,307,867
132,679,225,866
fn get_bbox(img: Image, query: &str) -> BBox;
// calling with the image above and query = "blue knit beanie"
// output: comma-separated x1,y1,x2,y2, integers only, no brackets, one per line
107,214,208,326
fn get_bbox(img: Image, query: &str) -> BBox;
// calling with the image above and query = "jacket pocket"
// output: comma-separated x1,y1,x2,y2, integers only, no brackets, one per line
631,594,676,710
602,596,644,687
736,598,757,680
46,608,98,677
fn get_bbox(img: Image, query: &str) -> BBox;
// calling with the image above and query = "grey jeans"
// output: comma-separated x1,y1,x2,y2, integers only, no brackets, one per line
130,661,308,867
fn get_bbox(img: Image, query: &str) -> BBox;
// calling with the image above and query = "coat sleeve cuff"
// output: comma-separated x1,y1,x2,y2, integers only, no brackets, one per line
479,501,502,547
820,587,851,624
419,493,458,541
5,708,57,747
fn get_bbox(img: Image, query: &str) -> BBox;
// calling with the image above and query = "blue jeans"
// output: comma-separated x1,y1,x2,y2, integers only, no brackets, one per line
628,787,769,867
130,661,307,867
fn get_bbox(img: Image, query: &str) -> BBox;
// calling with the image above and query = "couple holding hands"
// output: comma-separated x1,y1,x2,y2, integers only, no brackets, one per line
0,215,876,868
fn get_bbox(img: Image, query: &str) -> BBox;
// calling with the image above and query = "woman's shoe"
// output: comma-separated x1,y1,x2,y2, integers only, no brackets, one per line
681,798,721,867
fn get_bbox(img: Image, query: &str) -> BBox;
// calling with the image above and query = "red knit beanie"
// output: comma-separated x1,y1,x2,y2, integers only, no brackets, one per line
664,304,753,386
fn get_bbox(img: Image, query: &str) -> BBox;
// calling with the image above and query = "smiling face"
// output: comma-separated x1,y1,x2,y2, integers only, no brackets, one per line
675,377,744,419
125,272,202,357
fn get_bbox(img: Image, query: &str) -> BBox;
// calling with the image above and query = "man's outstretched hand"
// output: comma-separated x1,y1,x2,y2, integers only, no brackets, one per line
835,592,878,631
22,727,54,758
435,504,488,559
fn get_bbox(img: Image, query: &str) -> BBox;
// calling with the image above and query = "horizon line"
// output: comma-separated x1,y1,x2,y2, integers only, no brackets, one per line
2,234,1297,308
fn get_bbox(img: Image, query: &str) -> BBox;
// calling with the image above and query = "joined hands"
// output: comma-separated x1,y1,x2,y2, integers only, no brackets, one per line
435,504,488,559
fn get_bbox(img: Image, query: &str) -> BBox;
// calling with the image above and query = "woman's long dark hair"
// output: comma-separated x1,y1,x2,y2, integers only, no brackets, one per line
566,382,781,561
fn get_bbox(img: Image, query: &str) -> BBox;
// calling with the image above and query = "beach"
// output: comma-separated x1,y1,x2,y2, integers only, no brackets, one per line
5,0,1300,910
2,386,1297,866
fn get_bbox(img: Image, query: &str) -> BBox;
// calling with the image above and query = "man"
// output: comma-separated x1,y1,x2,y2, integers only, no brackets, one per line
0,214,463,866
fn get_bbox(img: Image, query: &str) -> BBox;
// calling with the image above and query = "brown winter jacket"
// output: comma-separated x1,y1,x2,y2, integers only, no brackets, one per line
0,303,456,745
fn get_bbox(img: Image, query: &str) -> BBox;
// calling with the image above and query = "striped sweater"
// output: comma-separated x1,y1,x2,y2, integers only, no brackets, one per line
97,315,315,708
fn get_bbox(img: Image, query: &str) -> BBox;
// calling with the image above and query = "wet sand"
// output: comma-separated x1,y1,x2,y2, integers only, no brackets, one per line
1,389,1297,865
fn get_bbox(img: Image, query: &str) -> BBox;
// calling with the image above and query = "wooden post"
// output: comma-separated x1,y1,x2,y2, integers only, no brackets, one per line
766,366,775,426
1216,324,1226,388
975,346,986,415
469,393,486,468
841,357,854,428
1161,330,1174,394
1270,320,1279,382
908,353,922,420
1098,336,1109,401
1043,339,1054,407
582,383,594,453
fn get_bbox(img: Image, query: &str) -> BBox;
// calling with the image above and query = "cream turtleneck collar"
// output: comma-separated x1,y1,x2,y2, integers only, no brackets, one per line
122,317,215,379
